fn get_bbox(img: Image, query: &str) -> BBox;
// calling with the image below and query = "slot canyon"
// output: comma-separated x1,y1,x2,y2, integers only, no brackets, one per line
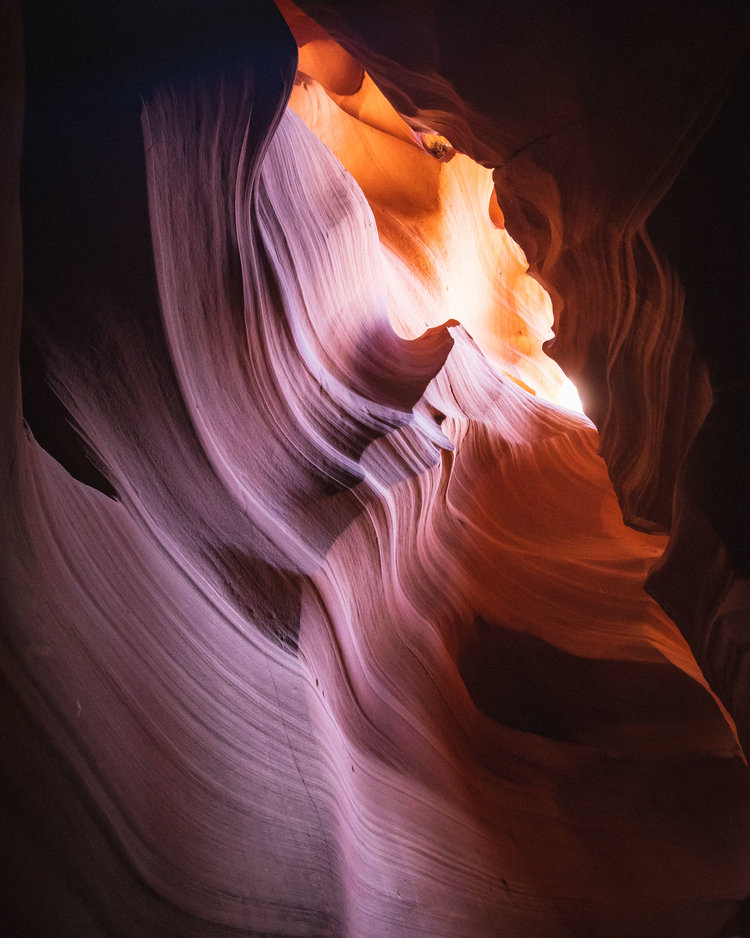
2,1,750,935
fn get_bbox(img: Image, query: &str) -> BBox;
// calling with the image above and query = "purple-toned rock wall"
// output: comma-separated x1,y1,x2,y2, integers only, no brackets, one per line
3,1,750,934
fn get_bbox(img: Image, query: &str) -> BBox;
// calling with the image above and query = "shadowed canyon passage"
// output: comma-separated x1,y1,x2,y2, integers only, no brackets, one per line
3,1,750,936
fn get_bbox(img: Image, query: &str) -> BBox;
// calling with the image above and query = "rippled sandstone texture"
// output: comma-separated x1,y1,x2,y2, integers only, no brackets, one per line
3,1,750,936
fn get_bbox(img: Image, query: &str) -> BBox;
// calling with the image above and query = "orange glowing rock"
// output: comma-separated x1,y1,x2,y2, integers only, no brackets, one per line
3,1,750,936
289,63,581,411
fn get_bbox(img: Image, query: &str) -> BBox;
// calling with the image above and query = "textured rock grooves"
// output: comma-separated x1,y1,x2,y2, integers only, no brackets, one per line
3,1,750,936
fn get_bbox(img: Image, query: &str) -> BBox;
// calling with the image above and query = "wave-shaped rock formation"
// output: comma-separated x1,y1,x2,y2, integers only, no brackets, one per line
3,0,750,935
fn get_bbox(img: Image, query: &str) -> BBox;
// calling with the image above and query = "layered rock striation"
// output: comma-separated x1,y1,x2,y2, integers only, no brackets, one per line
3,1,750,935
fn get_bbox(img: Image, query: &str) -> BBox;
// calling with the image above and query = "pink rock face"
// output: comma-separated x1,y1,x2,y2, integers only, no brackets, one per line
3,1,750,936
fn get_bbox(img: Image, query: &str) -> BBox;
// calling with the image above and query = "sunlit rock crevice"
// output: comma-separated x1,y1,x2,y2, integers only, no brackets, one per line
3,1,750,936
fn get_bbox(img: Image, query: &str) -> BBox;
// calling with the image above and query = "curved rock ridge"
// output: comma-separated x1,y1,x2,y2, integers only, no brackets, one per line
302,326,750,937
292,0,750,530
3,1,750,936
287,72,583,412
34,54,454,612
284,3,750,786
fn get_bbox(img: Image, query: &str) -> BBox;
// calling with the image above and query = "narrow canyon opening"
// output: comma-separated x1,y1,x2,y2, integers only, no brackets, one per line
3,2,750,937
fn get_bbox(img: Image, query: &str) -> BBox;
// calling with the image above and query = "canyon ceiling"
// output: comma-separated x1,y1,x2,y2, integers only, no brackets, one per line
2,1,750,935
